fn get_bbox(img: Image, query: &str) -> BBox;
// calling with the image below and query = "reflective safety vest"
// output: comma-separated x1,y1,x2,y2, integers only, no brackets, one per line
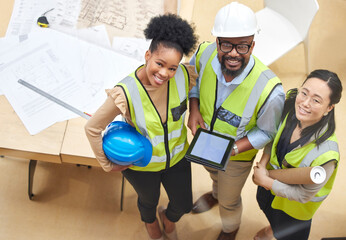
195,42,281,161
117,64,190,172
268,116,340,220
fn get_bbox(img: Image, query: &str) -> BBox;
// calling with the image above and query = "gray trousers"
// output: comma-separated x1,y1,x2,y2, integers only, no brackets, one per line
206,160,253,233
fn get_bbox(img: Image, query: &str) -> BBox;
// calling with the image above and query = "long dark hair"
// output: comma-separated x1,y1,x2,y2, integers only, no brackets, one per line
282,69,342,146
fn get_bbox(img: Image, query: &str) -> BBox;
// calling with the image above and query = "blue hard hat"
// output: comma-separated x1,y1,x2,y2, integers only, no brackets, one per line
102,121,152,167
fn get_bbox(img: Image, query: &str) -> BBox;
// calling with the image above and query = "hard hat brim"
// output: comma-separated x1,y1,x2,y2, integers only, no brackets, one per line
102,121,153,167
132,137,152,167
211,29,256,38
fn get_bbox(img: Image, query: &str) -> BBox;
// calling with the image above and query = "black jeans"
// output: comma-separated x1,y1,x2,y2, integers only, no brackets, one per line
122,158,192,223
256,186,312,240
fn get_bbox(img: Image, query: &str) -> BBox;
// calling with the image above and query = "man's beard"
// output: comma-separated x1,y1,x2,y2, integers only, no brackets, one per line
220,55,245,78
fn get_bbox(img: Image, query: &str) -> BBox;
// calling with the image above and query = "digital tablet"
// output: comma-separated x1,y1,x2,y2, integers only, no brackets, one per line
185,128,235,171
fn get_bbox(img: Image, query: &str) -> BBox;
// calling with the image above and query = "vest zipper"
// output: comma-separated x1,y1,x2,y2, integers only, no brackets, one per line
135,75,172,170
163,122,170,169
209,76,219,132
164,83,171,169
210,108,220,132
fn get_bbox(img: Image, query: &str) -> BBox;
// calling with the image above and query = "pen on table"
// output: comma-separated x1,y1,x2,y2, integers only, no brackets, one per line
84,112,92,117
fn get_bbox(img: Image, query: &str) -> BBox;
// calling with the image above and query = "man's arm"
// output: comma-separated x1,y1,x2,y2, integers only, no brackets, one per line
247,85,285,149
187,97,206,136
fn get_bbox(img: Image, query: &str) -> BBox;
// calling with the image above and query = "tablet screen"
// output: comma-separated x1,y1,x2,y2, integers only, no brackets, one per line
185,128,235,171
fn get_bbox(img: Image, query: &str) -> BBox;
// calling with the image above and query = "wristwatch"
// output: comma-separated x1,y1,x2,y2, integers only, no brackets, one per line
233,143,239,155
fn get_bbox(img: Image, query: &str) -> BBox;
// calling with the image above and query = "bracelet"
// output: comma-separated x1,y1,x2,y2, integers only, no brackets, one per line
233,143,239,155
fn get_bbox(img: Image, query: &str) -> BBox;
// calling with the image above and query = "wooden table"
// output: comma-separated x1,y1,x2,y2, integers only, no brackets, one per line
0,0,177,211
60,117,126,210
60,118,99,167
0,95,126,209
0,95,66,199
0,95,126,210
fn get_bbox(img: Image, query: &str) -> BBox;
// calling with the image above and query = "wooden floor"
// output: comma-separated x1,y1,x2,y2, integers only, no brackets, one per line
1,0,346,239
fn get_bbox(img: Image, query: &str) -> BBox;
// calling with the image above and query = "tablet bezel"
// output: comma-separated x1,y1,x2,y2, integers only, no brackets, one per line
185,128,235,171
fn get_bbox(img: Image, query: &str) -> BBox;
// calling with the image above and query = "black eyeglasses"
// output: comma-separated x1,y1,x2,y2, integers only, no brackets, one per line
218,38,253,54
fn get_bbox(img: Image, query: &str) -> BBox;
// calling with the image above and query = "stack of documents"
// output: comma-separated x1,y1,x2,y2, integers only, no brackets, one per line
0,0,168,135
0,29,141,135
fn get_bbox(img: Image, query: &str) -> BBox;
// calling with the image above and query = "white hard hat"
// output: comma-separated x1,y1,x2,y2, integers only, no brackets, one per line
211,2,257,38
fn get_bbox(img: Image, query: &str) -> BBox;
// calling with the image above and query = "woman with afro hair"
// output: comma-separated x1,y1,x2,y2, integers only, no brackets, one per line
85,14,198,240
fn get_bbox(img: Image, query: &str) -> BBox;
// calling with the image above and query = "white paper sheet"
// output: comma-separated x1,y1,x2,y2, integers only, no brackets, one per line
6,0,78,37
0,36,22,95
0,39,77,134
6,0,110,47
0,29,140,135
112,37,151,63
77,0,164,38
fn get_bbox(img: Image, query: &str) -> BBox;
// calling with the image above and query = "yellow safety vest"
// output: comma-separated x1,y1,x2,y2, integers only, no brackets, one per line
117,64,190,171
195,42,282,161
269,116,340,220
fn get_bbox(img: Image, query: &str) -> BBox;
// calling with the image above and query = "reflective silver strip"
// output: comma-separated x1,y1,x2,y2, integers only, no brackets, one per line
198,43,277,140
151,135,164,147
151,123,185,147
270,140,338,176
310,195,328,202
204,122,211,130
198,42,217,92
122,67,187,161
150,155,166,163
269,140,338,202
169,110,186,139
269,163,280,170
168,125,184,140
150,142,185,163
199,43,233,139
299,140,339,167
121,76,149,138
300,140,338,202
236,69,276,139
174,66,187,102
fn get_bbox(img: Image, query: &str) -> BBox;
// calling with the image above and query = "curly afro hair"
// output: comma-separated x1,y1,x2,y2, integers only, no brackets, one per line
144,14,198,56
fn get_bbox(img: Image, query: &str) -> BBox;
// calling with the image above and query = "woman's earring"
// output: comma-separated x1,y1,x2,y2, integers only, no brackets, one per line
323,112,328,116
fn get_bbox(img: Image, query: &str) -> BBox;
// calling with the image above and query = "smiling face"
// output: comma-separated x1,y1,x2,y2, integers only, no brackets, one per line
140,44,182,87
295,77,334,128
217,35,254,81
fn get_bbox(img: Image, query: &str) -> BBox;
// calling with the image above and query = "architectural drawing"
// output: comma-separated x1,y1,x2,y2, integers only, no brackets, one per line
78,0,164,38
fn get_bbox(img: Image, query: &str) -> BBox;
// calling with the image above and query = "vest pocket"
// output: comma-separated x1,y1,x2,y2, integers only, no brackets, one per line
171,99,187,121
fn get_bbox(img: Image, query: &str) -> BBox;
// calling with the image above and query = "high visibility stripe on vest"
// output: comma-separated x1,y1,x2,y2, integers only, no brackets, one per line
151,142,185,162
174,67,187,104
236,69,276,138
269,116,339,220
198,44,277,138
299,140,338,202
121,67,187,149
269,140,339,172
117,65,189,170
196,42,281,160
310,195,328,202
198,42,217,75
299,140,339,167
270,164,280,170
121,76,148,138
